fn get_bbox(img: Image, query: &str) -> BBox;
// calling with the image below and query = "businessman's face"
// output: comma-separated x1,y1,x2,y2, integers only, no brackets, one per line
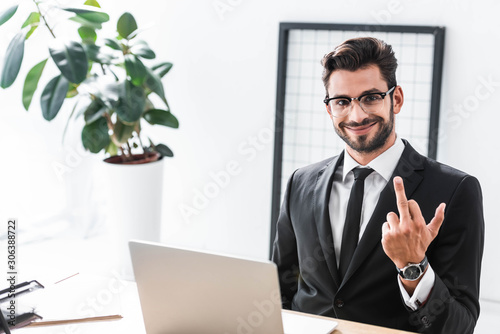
325,65,403,155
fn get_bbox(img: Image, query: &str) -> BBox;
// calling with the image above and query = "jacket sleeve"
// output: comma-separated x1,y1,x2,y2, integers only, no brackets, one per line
271,171,300,309
409,176,485,334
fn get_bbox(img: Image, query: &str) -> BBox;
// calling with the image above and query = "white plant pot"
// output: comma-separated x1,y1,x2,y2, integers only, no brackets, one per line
102,155,165,280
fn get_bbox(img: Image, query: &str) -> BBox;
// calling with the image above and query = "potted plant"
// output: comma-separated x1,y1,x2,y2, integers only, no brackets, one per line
0,0,178,161
0,0,178,277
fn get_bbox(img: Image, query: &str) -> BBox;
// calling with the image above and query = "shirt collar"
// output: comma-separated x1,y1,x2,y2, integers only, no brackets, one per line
342,135,405,182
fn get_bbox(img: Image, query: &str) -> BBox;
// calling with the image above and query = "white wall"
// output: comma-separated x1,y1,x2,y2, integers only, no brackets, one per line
1,0,499,315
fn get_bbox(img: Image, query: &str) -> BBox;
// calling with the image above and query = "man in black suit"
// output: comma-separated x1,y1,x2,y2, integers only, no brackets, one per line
272,37,484,333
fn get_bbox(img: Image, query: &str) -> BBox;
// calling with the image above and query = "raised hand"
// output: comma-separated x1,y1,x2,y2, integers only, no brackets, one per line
381,176,446,270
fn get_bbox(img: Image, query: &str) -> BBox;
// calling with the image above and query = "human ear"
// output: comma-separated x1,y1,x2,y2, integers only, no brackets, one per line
392,85,404,115
325,104,334,119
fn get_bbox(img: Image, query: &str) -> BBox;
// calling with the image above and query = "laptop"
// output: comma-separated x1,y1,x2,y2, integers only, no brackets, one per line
129,240,337,334
130,240,284,334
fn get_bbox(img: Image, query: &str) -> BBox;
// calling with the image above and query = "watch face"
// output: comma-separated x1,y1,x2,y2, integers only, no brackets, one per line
404,266,421,280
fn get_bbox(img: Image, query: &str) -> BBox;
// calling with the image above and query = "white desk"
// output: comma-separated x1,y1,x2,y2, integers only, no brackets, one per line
9,237,145,333
10,237,417,334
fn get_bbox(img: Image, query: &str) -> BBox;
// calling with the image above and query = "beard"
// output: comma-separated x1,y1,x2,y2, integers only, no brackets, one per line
334,105,395,154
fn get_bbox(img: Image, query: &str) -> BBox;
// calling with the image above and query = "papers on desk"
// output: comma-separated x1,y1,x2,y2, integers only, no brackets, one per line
282,310,338,334
17,272,123,329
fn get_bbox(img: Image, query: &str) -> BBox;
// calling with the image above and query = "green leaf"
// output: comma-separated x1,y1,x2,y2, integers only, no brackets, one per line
84,44,115,64
22,58,48,111
62,7,109,23
130,41,155,59
21,12,39,28
85,44,99,61
80,76,120,110
151,62,173,78
49,40,88,84
144,67,168,107
143,109,179,128
94,80,121,106
0,30,27,88
84,99,105,124
40,75,69,121
21,12,40,39
113,119,135,144
117,12,137,39
67,82,79,98
84,0,101,8
115,80,145,124
69,16,102,29
0,5,18,27
155,143,173,157
105,141,118,156
124,54,147,86
104,38,121,50
82,116,110,153
25,26,39,40
78,26,97,44
25,26,38,39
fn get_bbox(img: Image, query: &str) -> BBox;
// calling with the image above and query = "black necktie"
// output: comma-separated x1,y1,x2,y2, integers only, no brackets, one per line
339,167,374,280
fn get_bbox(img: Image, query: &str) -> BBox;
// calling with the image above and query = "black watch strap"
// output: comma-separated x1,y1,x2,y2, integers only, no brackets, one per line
397,256,428,281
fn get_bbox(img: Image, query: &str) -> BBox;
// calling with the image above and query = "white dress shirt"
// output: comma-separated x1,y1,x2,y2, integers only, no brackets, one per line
328,136,434,310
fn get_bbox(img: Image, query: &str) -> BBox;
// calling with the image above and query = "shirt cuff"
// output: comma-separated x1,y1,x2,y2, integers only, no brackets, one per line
398,264,435,310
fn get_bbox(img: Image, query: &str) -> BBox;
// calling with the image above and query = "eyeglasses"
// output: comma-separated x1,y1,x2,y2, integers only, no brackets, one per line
323,86,395,118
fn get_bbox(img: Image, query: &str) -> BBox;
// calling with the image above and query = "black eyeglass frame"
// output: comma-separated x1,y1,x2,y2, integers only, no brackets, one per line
323,86,396,117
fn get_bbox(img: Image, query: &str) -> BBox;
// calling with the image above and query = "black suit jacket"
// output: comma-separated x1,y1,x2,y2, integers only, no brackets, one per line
272,140,484,333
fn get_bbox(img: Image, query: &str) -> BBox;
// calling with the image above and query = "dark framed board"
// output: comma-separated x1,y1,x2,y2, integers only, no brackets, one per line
270,23,445,254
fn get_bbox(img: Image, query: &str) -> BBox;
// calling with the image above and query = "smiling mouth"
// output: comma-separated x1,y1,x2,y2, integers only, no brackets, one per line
344,121,377,135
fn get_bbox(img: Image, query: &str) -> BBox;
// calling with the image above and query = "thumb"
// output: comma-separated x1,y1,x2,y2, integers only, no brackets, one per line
428,203,446,238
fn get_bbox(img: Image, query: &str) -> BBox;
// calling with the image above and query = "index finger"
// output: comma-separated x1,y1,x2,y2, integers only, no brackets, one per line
393,176,410,220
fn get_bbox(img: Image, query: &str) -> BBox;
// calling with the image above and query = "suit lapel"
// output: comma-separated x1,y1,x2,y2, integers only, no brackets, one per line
341,142,425,285
313,152,344,289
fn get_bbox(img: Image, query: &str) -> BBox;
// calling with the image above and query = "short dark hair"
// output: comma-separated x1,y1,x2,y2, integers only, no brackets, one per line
321,37,398,97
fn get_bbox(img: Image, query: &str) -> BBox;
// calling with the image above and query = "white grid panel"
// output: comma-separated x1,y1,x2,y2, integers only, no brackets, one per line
281,29,435,197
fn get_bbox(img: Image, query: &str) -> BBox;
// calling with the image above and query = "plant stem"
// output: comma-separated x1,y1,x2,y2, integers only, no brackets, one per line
118,146,126,162
126,141,132,157
33,0,57,39
103,112,122,149
137,136,146,154
108,67,119,81
134,124,146,155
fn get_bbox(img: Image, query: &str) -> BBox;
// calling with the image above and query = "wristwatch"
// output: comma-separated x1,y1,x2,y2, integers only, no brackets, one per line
396,256,428,281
